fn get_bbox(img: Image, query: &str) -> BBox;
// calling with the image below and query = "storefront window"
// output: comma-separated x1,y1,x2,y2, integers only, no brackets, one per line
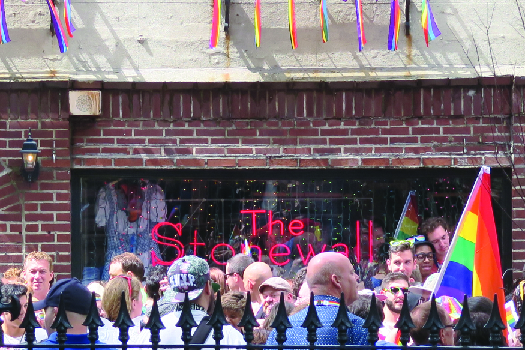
72,169,510,284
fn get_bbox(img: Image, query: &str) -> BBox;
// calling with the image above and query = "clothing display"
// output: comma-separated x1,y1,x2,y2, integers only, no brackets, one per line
95,181,167,280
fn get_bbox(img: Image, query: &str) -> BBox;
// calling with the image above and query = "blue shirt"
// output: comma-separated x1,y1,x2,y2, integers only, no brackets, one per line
265,295,369,347
40,332,117,350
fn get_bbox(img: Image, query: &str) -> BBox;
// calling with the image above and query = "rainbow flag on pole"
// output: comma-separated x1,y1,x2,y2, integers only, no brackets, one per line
387,0,400,50
354,0,366,51
421,0,440,46
434,167,506,325
394,191,419,240
0,0,10,44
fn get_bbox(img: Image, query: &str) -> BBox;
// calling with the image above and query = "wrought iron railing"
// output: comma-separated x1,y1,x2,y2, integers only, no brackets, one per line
0,290,521,349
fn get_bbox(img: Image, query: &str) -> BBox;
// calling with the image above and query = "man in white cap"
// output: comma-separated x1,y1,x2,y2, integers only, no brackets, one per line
137,255,245,347
259,277,295,317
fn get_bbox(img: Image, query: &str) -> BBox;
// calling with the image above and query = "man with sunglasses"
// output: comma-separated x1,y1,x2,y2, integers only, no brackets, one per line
379,272,410,341
420,217,451,265
225,254,254,292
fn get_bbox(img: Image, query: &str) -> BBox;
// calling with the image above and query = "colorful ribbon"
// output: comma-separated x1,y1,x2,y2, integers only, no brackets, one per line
210,0,221,48
288,0,297,49
254,0,261,47
387,0,400,50
64,0,75,37
354,0,366,51
421,0,440,46
46,0,68,53
320,0,328,42
0,0,10,44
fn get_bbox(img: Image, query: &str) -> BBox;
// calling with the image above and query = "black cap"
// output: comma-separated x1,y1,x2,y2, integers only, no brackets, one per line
33,278,92,315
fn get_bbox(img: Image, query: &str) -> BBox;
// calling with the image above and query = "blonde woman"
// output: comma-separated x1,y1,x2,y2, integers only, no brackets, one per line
101,275,143,344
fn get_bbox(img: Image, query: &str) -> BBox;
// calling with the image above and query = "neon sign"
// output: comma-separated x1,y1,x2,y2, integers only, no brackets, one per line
151,209,352,267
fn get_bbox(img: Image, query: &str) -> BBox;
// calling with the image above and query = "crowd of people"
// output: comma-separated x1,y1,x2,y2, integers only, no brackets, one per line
0,216,522,348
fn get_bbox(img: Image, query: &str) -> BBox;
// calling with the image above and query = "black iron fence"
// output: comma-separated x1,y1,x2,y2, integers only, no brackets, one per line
0,290,522,349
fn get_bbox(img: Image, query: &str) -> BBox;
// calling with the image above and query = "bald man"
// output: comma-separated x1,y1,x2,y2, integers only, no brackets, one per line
243,262,272,319
266,252,369,346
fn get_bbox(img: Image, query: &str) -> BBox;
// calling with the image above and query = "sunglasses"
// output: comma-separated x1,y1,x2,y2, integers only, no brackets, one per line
110,275,133,298
415,252,434,261
383,287,409,294
390,240,413,248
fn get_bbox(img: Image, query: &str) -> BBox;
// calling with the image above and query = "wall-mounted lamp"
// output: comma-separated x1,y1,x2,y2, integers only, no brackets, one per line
20,128,40,183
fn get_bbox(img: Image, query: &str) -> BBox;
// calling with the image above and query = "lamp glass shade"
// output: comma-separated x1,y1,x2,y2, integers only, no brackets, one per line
22,152,38,170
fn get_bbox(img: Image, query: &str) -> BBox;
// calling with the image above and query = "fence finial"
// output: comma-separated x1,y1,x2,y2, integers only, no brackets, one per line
82,292,103,346
394,292,415,346
422,296,444,345
145,295,165,346
176,292,197,345
271,292,292,345
301,292,322,347
50,293,72,345
484,293,505,345
331,293,353,346
455,294,475,346
238,291,258,344
363,293,383,345
208,291,228,345
20,293,40,346
114,291,134,345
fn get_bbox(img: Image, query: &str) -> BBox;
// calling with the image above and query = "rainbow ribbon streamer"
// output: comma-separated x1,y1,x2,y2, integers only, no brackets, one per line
254,0,261,47
354,0,366,51
320,0,328,43
210,0,221,48
288,0,297,49
421,0,440,46
0,0,10,44
64,0,75,37
46,0,68,53
387,0,400,51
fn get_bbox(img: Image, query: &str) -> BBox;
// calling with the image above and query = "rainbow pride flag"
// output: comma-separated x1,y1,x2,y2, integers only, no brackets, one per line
254,0,261,47
320,0,328,42
505,300,518,329
64,0,75,37
421,0,440,46
210,0,221,48
288,0,297,49
387,0,400,50
46,0,68,53
434,167,506,325
0,0,10,44
394,191,419,240
354,0,366,51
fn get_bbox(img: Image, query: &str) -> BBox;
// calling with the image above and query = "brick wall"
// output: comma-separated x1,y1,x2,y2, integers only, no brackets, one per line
2,78,525,277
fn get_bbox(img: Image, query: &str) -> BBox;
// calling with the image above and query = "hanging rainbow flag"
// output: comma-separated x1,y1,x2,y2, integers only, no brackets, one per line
387,0,400,50
210,0,221,48
46,0,68,53
0,0,10,44
320,0,328,43
421,0,440,46
242,239,251,255
394,191,419,240
64,0,75,37
354,0,366,51
434,166,506,326
288,0,297,49
254,0,261,47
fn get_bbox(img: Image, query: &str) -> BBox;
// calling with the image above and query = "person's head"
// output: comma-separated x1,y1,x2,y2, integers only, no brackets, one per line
209,267,227,296
410,301,455,346
348,295,385,321
467,296,493,314
1,283,29,328
259,277,294,315
470,312,491,345
243,262,272,295
381,272,410,314
295,280,311,307
226,254,254,292
33,278,92,335
109,253,145,282
386,241,415,278
221,291,246,332
167,255,216,311
23,251,54,298
87,281,107,319
306,252,359,306
145,265,167,299
102,275,142,321
408,273,440,303
291,267,307,298
420,217,450,262
3,267,23,284
413,240,437,281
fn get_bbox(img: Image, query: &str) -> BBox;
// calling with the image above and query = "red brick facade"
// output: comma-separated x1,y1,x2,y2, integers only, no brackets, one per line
0,78,524,278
